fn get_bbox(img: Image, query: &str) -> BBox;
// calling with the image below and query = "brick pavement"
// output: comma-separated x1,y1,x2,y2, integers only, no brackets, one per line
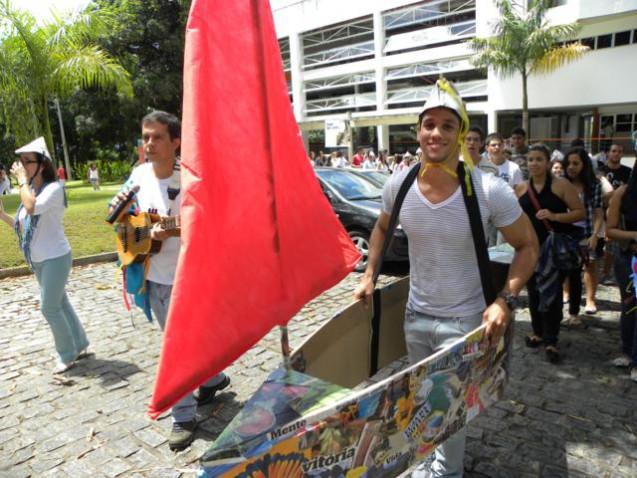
0,262,635,477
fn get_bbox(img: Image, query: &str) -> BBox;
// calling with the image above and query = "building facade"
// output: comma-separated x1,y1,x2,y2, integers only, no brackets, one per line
272,0,637,155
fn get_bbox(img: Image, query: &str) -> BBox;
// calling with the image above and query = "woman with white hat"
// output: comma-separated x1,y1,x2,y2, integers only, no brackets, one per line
0,137,89,373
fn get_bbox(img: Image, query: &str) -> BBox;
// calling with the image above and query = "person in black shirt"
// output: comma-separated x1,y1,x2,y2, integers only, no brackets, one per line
599,144,630,190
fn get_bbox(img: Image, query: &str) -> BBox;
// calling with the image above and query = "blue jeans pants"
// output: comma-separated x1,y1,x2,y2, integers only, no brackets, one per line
32,252,89,365
613,251,637,366
148,281,227,423
404,307,483,478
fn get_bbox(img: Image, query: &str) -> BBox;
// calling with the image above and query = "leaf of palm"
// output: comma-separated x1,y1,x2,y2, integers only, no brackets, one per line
49,45,133,98
531,42,590,74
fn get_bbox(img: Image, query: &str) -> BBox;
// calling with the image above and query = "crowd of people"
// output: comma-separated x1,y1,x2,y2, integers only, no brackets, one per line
1,76,635,472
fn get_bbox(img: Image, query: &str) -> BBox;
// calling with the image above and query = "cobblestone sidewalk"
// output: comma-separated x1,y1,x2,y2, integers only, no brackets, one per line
0,262,635,477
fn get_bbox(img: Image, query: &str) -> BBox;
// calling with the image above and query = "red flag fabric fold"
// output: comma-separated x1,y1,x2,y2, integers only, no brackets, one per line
149,0,361,418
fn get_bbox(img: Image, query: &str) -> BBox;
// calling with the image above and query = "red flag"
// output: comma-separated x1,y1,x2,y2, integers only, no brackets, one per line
148,0,361,417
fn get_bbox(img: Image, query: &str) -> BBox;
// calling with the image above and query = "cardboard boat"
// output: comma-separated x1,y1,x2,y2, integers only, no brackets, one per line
200,246,514,477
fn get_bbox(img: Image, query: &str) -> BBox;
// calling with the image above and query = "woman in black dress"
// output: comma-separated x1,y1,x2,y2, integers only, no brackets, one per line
516,144,584,363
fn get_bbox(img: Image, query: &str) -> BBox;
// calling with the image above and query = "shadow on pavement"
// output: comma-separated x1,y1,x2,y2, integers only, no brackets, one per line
64,355,142,389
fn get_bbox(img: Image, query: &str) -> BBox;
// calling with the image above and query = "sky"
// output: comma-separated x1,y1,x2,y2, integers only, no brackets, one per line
13,0,91,23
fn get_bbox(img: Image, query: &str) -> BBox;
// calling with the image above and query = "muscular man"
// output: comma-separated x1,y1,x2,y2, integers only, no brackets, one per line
355,80,538,477
110,111,230,451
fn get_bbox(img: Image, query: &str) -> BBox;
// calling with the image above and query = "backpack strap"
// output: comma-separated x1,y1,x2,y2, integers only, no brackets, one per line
457,162,497,305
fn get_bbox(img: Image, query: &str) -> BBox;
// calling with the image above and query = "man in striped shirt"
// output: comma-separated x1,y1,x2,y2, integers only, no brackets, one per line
355,79,538,478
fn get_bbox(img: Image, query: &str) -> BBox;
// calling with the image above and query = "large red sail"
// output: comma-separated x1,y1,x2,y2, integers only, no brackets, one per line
148,0,361,417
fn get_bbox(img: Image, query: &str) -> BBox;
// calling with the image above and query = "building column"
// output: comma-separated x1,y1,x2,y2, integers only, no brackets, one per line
377,125,390,153
289,32,305,123
487,109,498,135
373,10,387,153
373,11,386,110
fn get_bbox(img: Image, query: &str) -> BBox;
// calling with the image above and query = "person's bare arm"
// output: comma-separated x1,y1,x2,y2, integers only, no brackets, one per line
0,198,14,227
353,211,390,306
606,186,637,242
536,178,584,223
482,213,539,346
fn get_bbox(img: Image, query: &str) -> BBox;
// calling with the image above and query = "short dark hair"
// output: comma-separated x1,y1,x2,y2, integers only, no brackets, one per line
528,143,551,161
468,126,484,141
485,132,504,145
142,110,181,140
570,138,585,148
511,127,526,137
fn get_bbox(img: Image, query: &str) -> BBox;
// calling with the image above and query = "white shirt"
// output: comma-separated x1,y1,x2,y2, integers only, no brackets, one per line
0,177,10,195
17,182,70,263
382,167,522,317
128,163,181,285
487,159,523,189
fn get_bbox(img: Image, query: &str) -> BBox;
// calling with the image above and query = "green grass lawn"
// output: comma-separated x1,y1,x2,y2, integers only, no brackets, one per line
0,180,123,269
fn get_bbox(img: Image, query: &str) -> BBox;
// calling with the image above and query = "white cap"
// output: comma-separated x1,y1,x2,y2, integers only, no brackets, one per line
404,151,412,157
15,137,51,160
420,78,468,130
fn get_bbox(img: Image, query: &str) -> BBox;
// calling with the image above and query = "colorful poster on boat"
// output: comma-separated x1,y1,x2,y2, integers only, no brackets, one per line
200,323,511,477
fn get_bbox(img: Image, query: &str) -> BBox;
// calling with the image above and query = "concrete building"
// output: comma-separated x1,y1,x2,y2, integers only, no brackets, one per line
271,0,637,156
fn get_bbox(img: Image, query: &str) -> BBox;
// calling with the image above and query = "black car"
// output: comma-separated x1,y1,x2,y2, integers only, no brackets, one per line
347,168,390,188
315,168,408,272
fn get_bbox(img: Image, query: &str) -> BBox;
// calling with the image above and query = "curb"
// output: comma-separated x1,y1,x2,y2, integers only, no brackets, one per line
0,252,118,280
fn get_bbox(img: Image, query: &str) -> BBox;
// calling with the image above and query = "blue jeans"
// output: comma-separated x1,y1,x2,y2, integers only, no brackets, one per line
613,250,637,366
32,252,89,365
148,281,227,423
404,307,483,478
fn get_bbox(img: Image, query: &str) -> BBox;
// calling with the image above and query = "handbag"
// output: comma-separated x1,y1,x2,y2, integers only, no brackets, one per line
526,180,581,272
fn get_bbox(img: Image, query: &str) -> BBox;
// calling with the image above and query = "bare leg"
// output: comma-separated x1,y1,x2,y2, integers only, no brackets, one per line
584,259,598,311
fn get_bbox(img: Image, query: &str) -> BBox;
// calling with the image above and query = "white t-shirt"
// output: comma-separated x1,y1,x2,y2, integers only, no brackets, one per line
0,177,11,195
89,168,99,180
17,182,70,263
488,159,523,188
382,167,522,317
128,163,180,285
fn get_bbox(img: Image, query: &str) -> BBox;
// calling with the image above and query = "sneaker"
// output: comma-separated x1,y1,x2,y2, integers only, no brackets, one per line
631,368,637,383
612,356,631,368
169,420,197,451
196,375,231,405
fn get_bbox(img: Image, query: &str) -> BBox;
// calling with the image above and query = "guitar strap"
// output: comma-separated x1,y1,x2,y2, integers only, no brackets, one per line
166,157,181,215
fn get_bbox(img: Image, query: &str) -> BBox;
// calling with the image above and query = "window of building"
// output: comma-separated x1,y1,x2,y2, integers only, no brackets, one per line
597,34,612,49
633,30,637,43
614,31,631,46
579,37,594,49
616,114,634,133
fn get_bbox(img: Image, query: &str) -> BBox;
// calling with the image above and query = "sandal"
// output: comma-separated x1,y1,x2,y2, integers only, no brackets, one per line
545,346,560,364
525,336,543,348
584,306,597,315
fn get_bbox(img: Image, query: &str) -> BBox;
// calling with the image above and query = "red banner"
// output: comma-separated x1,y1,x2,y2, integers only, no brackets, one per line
149,0,360,418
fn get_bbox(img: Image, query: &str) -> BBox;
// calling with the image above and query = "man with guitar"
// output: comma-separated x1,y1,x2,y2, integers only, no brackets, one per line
109,111,230,451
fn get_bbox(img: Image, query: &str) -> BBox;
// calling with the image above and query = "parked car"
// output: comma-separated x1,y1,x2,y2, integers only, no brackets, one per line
315,168,408,272
347,169,390,188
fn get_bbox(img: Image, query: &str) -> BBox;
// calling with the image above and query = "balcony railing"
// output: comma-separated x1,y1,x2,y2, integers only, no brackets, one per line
384,0,476,31
386,79,487,106
305,92,377,114
305,72,375,92
384,20,476,53
303,40,375,69
386,59,473,80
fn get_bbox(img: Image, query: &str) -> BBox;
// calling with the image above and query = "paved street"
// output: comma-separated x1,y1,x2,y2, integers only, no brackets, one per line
0,262,635,477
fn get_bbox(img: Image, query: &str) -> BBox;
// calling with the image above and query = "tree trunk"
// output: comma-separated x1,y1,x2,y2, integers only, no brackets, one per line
41,96,57,166
522,71,529,139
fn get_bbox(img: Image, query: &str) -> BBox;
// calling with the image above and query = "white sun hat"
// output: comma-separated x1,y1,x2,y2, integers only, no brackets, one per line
15,137,52,160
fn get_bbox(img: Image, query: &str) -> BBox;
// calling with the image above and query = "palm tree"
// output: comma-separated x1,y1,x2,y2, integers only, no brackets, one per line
0,1,132,178
470,0,589,136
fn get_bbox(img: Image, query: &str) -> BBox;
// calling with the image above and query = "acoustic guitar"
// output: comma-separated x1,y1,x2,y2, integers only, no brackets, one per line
114,213,180,266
